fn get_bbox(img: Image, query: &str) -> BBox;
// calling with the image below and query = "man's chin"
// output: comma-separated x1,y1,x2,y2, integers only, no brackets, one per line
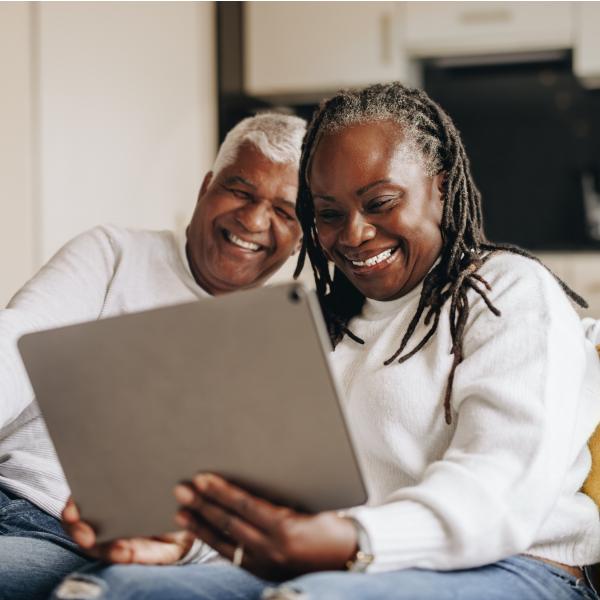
208,269,269,294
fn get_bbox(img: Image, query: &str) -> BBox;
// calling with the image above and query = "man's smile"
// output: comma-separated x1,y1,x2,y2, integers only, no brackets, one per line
222,229,266,253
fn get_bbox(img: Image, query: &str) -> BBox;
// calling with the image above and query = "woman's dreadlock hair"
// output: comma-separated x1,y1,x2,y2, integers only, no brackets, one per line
294,82,587,425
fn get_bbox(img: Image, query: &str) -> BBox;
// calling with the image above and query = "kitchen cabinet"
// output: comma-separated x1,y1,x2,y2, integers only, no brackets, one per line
244,2,408,97
403,2,573,58
573,2,600,88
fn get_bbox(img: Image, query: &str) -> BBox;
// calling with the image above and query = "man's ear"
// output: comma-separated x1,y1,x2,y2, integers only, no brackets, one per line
292,237,303,255
198,171,213,201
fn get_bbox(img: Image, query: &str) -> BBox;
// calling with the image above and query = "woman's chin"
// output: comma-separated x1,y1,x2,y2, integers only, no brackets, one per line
348,278,410,302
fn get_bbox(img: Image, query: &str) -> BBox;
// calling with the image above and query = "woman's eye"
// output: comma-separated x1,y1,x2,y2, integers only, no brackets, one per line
317,210,343,223
368,196,397,212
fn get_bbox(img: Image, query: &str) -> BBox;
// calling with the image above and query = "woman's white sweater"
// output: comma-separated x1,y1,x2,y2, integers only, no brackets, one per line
334,253,600,572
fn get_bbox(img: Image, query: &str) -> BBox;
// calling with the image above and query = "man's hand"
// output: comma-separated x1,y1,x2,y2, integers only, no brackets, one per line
174,474,358,580
62,497,195,564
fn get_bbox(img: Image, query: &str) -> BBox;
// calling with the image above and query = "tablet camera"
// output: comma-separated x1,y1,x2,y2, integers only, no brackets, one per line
288,286,303,304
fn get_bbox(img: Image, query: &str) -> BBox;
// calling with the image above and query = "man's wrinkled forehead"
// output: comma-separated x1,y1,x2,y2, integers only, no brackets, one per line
216,145,299,205
215,141,296,177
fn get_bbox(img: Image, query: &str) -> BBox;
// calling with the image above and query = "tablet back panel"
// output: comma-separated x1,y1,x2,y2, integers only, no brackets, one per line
18,283,366,542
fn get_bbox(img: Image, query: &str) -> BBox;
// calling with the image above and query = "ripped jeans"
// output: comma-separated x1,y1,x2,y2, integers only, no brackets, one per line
0,487,91,600
52,555,598,600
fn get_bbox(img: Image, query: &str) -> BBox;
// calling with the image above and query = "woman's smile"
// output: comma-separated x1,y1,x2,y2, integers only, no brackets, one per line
341,245,401,276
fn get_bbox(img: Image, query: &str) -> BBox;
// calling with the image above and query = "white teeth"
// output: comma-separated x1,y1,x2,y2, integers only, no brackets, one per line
350,248,394,267
226,231,261,251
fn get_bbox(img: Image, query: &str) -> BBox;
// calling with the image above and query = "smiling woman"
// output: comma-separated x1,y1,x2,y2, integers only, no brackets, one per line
279,82,600,597
296,84,590,423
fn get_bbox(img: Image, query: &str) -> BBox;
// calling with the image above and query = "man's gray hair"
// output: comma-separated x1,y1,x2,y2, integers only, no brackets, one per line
212,113,306,176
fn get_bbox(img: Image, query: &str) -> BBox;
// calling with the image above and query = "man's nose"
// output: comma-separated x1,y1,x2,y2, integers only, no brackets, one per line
339,212,376,247
235,200,271,232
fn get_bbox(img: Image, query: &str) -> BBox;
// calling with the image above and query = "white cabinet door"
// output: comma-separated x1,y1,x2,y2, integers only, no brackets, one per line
244,2,407,96
404,2,573,58
574,2,600,88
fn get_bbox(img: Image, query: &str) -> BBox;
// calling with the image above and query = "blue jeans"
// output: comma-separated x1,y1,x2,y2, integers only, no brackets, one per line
51,555,598,600
0,487,91,600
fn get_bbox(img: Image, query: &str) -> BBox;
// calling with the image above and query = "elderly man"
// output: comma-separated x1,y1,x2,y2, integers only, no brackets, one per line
0,113,305,600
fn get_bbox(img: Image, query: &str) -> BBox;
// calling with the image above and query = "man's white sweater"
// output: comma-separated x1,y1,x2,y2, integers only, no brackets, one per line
335,253,600,572
0,225,207,518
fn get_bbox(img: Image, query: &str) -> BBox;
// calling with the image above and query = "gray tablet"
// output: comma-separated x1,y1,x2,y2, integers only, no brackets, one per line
18,283,366,542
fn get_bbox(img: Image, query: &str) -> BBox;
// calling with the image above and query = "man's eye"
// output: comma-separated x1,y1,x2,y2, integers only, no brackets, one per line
275,207,296,221
224,186,251,200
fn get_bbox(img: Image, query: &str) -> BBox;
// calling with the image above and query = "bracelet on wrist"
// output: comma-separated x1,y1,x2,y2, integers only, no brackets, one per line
337,512,374,573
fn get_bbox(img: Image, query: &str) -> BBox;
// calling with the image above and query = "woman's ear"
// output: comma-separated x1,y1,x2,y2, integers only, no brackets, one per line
434,171,447,201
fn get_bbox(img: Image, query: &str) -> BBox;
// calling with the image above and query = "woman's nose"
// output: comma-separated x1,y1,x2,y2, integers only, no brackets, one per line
338,212,376,247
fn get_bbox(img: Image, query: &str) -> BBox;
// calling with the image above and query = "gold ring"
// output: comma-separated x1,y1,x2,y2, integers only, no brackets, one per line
233,544,244,567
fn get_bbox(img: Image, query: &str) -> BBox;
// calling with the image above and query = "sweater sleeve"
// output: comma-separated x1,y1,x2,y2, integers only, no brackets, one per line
348,255,600,572
0,227,118,430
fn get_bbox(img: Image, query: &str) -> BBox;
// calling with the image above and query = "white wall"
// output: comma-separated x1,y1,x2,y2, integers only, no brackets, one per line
37,2,217,262
0,2,217,305
0,4,36,306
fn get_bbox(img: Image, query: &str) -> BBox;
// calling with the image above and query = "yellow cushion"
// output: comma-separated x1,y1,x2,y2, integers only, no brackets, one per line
582,344,600,507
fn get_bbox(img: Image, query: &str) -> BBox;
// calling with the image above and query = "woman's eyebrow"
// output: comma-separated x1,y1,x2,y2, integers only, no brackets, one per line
223,175,256,189
356,179,392,196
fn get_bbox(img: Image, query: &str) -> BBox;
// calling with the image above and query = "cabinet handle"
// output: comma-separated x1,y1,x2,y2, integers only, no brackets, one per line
458,9,512,25
380,12,392,66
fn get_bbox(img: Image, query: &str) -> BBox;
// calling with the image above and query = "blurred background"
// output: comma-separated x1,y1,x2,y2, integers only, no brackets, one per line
1,1,599,314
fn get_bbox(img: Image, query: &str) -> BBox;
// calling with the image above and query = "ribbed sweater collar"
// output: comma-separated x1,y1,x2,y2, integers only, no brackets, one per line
361,258,442,320
362,282,423,320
